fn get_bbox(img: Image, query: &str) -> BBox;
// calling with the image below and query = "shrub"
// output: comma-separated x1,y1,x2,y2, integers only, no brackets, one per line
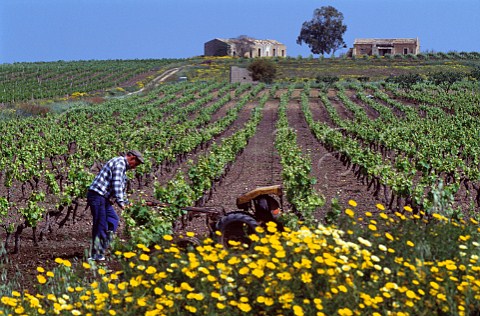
427,71,465,91
470,66,480,80
315,74,339,85
247,58,277,84
386,73,424,89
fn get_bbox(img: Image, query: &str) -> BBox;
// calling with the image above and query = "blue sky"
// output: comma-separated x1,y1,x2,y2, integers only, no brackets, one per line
1,0,479,63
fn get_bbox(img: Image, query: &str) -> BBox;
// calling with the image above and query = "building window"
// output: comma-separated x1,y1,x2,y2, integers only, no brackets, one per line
258,48,261,57
403,48,408,54
281,50,285,57
273,49,276,57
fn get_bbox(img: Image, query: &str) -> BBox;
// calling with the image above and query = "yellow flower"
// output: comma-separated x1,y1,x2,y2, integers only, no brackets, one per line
277,272,292,280
406,290,416,299
137,297,147,306
146,266,157,274
123,252,136,259
237,303,252,312
185,305,197,313
379,213,388,219
163,235,173,241
437,293,447,301
301,272,312,283
376,204,385,211
338,307,353,316
181,282,194,291
37,275,47,284
136,244,150,252
239,267,249,275
446,264,457,271
345,209,355,217
357,237,372,247
248,268,262,278
187,293,205,301
348,200,357,207
37,267,45,273
407,240,415,247
385,232,394,241
293,305,304,316
139,253,150,261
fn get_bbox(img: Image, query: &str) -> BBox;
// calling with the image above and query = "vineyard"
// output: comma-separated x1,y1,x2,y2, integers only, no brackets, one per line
1,57,480,314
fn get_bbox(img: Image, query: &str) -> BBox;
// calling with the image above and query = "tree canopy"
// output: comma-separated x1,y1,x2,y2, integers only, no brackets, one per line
297,6,347,56
247,58,277,84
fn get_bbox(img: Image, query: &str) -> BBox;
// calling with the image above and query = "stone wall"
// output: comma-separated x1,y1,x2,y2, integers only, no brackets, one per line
230,66,254,83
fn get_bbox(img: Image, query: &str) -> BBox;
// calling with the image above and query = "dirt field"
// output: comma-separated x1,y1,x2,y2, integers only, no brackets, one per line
3,87,389,289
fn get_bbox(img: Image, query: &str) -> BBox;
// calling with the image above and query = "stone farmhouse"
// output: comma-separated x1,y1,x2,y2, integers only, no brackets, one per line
350,38,420,56
204,38,287,58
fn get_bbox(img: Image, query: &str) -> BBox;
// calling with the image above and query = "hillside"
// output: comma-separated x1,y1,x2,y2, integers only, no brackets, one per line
1,53,479,110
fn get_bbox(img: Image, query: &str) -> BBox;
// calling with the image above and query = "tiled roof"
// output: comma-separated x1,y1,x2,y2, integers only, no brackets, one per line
214,38,284,46
354,38,418,45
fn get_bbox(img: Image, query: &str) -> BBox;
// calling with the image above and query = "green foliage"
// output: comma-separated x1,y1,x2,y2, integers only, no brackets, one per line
122,202,174,246
19,191,45,228
427,70,465,91
247,58,277,83
357,76,369,82
297,6,347,56
324,197,342,224
315,74,339,85
386,72,424,89
275,86,324,225
428,71,465,86
470,66,480,80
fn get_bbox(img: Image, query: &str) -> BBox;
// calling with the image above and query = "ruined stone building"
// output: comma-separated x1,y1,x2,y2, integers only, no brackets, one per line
350,38,420,56
204,38,287,58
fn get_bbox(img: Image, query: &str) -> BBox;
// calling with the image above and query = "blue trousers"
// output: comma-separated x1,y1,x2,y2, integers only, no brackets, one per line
87,190,119,256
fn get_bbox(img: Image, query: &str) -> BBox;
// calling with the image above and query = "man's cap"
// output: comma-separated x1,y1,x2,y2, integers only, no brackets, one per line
127,150,144,164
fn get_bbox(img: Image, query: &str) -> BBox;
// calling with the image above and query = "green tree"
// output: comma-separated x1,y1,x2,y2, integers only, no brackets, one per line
297,6,347,56
247,58,277,84
428,71,465,92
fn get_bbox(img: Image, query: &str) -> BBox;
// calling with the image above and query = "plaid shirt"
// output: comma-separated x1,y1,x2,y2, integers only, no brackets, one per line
89,156,129,207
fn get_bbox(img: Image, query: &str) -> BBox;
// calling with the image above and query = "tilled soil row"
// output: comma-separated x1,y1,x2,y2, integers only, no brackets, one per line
180,100,284,236
286,94,385,219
